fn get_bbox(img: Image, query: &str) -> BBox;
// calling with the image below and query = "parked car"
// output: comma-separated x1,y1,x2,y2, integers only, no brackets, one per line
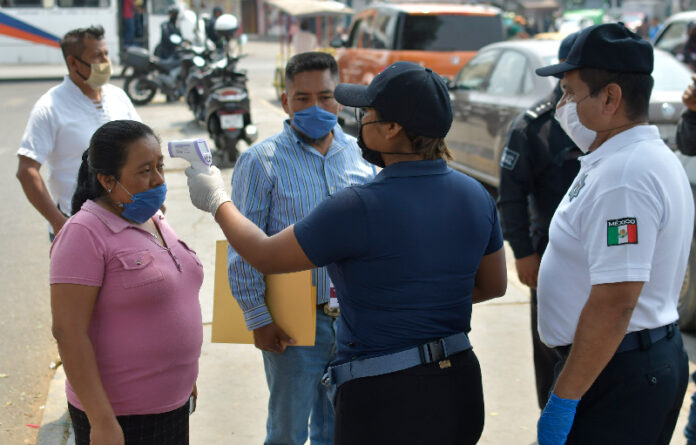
332,2,505,92
447,38,695,330
447,39,691,187
652,10,696,52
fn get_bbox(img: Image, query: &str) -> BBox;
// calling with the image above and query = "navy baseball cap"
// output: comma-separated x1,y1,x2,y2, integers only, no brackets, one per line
558,32,579,61
334,61,453,138
536,22,653,77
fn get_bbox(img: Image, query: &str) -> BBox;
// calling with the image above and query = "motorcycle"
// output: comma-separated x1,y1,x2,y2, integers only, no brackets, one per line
201,53,257,165
122,34,203,105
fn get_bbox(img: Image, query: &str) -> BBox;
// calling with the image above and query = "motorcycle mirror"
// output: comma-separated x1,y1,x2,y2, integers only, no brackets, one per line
193,55,206,67
170,34,183,45
239,34,248,46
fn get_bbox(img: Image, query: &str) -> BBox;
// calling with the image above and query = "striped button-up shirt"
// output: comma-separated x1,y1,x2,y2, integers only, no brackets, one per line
228,120,376,330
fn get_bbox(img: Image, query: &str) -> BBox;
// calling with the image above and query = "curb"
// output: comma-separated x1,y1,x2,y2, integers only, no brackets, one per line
37,365,73,445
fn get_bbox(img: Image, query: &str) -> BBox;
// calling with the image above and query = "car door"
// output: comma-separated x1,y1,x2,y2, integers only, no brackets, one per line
336,10,377,85
448,48,528,185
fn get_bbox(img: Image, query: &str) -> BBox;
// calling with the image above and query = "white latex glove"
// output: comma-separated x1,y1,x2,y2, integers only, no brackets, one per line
185,166,231,215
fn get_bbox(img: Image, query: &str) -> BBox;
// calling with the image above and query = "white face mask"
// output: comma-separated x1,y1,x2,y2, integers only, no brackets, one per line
554,101,597,154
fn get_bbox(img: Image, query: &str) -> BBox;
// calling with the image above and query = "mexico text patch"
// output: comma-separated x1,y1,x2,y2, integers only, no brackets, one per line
607,217,638,246
500,147,519,170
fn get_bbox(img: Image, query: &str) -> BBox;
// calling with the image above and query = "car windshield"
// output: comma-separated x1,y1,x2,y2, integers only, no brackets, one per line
399,14,504,51
653,50,692,92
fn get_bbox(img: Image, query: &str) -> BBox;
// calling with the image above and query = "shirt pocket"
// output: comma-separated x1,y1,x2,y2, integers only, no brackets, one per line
115,250,164,288
178,240,203,268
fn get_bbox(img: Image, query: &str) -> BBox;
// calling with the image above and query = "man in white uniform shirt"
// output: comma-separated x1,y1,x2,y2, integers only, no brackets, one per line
16,26,140,240
534,23,693,445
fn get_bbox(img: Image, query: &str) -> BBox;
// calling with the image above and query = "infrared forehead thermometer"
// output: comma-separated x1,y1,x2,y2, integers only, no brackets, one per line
168,138,212,173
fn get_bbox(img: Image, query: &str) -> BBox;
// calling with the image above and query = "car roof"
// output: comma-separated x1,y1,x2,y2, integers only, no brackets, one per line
664,10,696,24
371,2,501,16
479,39,560,57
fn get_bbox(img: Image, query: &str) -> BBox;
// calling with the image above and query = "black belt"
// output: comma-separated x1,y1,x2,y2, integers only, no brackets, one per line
554,322,677,357
317,302,340,317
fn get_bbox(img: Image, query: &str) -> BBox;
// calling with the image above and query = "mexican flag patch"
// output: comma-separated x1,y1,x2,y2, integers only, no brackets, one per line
607,217,638,246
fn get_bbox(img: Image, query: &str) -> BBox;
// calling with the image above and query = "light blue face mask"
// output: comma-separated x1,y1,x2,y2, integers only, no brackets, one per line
291,105,338,139
117,182,167,224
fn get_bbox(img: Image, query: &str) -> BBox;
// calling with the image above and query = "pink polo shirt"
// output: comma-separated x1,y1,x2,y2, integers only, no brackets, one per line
50,200,203,416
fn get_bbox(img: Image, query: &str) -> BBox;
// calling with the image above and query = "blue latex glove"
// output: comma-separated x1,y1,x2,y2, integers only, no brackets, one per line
537,393,580,445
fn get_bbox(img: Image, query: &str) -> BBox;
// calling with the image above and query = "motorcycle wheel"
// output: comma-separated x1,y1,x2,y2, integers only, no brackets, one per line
124,75,157,105
214,132,239,168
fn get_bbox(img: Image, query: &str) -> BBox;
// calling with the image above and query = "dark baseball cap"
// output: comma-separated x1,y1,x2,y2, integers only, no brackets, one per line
536,22,653,77
334,61,453,138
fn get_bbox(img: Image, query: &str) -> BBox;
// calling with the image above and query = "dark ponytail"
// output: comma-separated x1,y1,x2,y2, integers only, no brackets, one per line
71,120,158,215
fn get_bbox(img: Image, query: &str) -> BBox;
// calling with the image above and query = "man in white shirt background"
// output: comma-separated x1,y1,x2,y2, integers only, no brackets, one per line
292,19,318,55
16,25,140,240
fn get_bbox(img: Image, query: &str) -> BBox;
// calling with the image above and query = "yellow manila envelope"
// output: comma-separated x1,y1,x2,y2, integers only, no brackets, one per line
211,240,316,345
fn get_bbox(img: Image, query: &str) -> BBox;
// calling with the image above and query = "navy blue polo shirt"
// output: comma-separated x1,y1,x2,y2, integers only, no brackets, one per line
294,159,503,364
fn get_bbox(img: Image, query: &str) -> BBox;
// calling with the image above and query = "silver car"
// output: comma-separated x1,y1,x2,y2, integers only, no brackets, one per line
446,39,692,188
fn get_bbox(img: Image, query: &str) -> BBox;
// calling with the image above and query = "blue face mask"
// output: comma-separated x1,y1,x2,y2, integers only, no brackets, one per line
291,105,338,139
118,182,167,224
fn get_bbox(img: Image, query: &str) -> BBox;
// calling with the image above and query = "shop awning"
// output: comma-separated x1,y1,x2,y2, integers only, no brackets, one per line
264,0,354,17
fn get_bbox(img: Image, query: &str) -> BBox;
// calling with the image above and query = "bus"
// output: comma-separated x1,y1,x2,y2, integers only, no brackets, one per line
0,0,175,64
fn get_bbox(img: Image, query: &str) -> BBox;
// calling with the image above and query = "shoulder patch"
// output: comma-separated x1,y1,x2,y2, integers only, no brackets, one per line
607,217,638,246
500,147,520,170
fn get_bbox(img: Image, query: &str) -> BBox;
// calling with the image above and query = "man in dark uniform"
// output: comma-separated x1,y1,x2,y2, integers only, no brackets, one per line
497,32,581,409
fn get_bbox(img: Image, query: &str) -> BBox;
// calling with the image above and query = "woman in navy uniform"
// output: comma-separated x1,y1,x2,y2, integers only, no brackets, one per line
185,61,507,444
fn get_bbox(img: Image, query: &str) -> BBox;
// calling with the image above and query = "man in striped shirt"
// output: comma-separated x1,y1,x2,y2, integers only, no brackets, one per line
227,52,375,445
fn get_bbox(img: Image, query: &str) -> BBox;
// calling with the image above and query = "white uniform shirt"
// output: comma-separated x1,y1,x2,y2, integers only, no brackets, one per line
537,125,694,347
17,76,140,216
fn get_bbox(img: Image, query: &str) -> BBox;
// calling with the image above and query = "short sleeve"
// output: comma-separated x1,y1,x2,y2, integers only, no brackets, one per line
294,188,368,267
580,186,660,285
485,194,504,255
17,101,55,164
50,222,106,287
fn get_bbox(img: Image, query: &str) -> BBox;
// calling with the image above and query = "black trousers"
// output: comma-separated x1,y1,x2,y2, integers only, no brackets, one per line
68,401,190,445
333,349,484,445
531,289,560,409
558,329,688,445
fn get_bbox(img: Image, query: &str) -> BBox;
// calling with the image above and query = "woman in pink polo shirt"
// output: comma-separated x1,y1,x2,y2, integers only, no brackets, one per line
50,120,203,445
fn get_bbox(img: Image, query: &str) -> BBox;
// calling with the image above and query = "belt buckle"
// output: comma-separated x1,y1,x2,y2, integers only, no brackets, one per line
322,303,340,317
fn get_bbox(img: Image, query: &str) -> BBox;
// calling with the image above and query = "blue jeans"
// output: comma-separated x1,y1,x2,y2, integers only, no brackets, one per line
686,371,696,445
262,311,336,445
123,17,135,47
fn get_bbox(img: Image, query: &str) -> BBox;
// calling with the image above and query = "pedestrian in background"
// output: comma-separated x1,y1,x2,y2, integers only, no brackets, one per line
50,120,203,445
535,23,692,444
497,31,581,410
186,61,507,444
292,19,318,54
16,26,140,241
677,73,696,156
226,52,374,445
678,74,696,445
676,21,696,71
206,6,224,50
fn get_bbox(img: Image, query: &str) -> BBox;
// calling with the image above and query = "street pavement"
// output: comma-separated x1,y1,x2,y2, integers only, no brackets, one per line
2,39,696,444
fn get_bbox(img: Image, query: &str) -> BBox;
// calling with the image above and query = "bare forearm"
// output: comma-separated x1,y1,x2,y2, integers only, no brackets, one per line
553,283,641,399
17,168,67,229
56,334,115,423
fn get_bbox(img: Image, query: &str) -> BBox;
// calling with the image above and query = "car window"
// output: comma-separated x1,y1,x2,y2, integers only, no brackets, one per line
454,49,500,91
486,50,527,95
372,13,395,49
358,15,375,49
655,22,687,52
347,19,362,48
398,14,504,51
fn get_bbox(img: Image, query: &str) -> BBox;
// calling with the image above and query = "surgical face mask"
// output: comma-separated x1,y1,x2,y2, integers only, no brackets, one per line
117,182,167,224
75,56,112,89
554,101,597,154
291,105,338,139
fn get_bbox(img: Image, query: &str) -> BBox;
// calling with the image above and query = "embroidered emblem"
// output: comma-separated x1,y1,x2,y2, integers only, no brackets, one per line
568,172,587,201
500,147,519,170
607,217,638,246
